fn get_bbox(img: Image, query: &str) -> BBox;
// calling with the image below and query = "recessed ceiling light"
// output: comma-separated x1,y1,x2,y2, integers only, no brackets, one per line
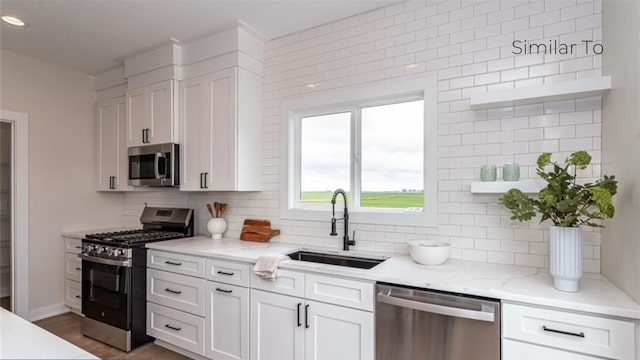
2,15,25,27
306,83,319,89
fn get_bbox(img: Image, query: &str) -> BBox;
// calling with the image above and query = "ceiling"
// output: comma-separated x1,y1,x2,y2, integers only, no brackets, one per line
0,0,395,75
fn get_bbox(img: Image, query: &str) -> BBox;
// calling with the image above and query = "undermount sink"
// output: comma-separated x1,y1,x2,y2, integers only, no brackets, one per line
286,250,387,269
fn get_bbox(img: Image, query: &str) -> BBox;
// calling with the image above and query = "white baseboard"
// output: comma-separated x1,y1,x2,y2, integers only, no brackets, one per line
29,303,69,322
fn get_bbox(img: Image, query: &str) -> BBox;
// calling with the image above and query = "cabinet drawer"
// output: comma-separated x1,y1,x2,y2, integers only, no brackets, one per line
205,259,251,287
503,303,635,359
251,269,305,297
148,250,205,278
503,339,600,360
64,279,81,311
64,253,82,282
147,269,205,316
305,274,374,311
147,302,205,356
64,237,82,254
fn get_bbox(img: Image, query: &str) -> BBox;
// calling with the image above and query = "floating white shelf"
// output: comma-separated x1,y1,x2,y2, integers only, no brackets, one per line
470,76,611,110
471,180,545,194
471,178,598,194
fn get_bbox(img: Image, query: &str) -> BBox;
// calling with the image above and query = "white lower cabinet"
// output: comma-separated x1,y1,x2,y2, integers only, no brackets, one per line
250,287,374,360
304,299,374,360
503,338,600,360
250,289,304,360
147,251,207,356
62,237,82,312
502,302,636,360
205,281,250,360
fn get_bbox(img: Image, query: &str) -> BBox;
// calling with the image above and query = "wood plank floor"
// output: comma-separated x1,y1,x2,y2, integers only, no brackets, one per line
34,312,190,360
0,296,10,310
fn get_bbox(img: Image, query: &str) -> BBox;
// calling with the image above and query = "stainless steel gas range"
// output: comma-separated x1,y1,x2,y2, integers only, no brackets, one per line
80,206,194,351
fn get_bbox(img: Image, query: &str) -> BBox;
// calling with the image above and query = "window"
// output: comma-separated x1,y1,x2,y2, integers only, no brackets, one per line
281,77,437,226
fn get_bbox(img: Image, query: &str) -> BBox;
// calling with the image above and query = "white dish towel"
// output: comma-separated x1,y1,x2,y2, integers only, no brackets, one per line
253,254,290,281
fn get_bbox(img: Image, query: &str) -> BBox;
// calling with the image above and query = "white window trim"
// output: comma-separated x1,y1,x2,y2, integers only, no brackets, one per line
280,77,438,227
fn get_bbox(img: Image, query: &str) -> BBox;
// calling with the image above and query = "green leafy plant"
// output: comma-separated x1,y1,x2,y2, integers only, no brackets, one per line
500,151,617,227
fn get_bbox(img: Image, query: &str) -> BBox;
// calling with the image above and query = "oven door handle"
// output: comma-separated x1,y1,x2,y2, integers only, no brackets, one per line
79,253,132,267
376,292,495,322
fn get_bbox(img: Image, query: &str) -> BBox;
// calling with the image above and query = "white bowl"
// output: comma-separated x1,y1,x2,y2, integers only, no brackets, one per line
408,241,450,265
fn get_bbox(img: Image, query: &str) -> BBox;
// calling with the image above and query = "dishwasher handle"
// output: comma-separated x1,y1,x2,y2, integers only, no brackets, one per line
376,292,495,323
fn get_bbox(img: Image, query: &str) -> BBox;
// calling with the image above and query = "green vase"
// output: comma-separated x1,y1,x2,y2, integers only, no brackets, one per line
480,165,497,181
503,164,520,181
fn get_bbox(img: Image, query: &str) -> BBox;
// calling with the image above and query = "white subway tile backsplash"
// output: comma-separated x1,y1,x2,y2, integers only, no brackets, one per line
123,0,602,273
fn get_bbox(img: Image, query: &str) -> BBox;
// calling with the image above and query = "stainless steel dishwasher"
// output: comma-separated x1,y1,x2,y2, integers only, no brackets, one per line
376,283,500,360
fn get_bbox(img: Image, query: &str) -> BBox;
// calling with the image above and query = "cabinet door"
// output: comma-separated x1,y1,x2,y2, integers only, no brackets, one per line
147,80,174,145
250,289,304,360
95,98,118,191
503,339,600,360
114,99,131,190
205,68,237,190
304,300,374,360
126,86,147,147
180,77,206,191
205,282,249,360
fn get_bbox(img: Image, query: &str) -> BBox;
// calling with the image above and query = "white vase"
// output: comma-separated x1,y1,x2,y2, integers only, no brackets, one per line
549,226,582,292
207,218,227,240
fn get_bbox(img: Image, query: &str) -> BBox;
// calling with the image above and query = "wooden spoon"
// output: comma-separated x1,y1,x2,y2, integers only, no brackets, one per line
214,202,221,218
220,203,228,217
206,203,214,218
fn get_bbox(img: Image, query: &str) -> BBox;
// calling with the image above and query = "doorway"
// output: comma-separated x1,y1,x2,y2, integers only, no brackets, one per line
0,122,11,310
0,110,29,318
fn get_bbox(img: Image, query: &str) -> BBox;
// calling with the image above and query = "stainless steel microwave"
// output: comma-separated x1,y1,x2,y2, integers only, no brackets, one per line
128,143,179,187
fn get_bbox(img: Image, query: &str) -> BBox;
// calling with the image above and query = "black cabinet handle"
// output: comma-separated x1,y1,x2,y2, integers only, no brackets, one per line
164,261,182,266
165,324,181,331
75,295,81,299
204,173,208,189
305,304,310,329
165,288,182,294
215,287,232,294
75,267,81,271
75,246,81,249
297,303,302,327
542,325,585,338
217,271,234,276
200,173,204,189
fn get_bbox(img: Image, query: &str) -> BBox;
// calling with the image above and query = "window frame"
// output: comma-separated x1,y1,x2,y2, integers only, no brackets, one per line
280,77,438,227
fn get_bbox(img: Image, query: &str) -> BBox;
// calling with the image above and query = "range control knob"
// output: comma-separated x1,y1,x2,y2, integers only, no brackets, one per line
117,249,125,257
100,246,107,254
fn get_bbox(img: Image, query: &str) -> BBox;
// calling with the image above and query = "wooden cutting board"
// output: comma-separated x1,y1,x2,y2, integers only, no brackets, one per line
240,219,280,242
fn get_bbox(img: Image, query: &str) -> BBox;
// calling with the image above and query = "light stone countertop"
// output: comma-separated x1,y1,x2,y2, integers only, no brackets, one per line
147,236,640,320
0,308,99,359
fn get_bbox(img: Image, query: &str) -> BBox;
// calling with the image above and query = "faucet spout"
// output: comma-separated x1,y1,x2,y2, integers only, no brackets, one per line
330,189,355,251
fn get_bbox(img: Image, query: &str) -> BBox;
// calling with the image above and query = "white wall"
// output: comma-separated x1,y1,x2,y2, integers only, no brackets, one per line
601,0,640,303
124,0,604,272
0,50,123,314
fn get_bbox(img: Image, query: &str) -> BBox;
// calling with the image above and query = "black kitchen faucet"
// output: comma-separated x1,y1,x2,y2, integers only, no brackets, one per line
330,189,355,251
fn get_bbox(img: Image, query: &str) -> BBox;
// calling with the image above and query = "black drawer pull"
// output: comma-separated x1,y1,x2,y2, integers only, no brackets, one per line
217,271,234,276
165,261,182,266
165,324,181,331
542,325,585,338
305,304,310,329
75,295,82,299
165,288,182,294
297,303,302,327
75,246,81,249
75,267,81,271
215,288,232,294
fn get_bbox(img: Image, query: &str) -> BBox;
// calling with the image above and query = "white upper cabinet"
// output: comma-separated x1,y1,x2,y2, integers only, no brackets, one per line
96,96,132,191
126,79,178,147
180,67,261,191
